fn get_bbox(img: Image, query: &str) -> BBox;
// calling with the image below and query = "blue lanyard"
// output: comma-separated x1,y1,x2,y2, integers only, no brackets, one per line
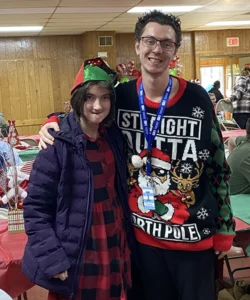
139,77,173,176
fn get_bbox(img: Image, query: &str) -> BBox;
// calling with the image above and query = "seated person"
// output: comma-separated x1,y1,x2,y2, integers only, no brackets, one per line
208,80,224,103
227,118,250,195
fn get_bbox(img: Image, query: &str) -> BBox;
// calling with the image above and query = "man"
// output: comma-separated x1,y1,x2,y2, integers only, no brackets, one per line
39,10,234,300
227,118,250,195
208,80,224,103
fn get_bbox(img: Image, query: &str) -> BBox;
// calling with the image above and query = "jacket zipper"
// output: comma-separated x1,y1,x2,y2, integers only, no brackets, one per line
69,148,93,300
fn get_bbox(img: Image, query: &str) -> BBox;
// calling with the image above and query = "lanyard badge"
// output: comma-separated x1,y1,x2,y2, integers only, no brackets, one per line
139,77,173,210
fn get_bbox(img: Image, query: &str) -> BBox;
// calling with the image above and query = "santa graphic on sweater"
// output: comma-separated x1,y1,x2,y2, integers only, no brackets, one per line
128,148,190,225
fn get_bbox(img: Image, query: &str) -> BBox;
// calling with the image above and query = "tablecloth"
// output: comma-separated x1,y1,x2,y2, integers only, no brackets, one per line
0,220,33,298
19,135,40,144
222,130,246,140
18,148,40,162
230,194,250,256
231,194,250,225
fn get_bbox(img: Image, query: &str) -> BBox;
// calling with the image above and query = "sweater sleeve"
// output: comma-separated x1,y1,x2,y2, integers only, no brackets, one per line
42,115,60,126
205,110,235,252
23,143,71,279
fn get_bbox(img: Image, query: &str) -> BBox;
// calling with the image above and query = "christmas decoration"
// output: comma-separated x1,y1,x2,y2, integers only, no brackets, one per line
116,63,127,76
119,77,129,83
169,55,182,76
190,79,201,85
7,120,20,147
115,60,141,82
71,57,117,94
127,60,135,76
0,125,33,233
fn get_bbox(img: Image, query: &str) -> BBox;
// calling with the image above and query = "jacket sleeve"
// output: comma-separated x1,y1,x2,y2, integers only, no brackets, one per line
42,115,60,126
23,143,71,279
205,110,235,252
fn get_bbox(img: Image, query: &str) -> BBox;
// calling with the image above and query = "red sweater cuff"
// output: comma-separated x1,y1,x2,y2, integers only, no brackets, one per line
42,116,60,127
213,233,235,252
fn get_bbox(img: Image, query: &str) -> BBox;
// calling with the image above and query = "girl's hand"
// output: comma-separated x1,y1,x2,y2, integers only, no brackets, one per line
53,270,68,281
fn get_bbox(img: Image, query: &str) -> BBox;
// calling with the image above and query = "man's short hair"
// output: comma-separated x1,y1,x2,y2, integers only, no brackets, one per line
134,10,182,48
213,80,220,88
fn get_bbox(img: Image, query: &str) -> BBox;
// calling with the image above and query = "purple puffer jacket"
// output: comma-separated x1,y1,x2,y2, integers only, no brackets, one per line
22,112,135,299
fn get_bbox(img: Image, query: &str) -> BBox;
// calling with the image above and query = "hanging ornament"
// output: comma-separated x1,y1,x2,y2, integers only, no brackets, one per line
119,76,129,83
131,69,141,78
169,69,177,76
116,63,127,76
127,60,135,76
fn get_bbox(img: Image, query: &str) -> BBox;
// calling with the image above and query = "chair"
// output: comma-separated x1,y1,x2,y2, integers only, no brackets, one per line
17,291,28,300
19,138,38,147
224,246,249,285
215,99,240,131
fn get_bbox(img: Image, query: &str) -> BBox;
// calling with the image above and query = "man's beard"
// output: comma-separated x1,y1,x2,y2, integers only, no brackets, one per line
138,170,171,196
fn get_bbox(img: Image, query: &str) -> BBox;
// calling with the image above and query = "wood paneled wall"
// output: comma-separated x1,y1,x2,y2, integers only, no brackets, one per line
1,28,250,135
177,32,195,80
116,33,140,69
82,31,116,68
194,29,250,79
0,36,83,135
116,29,250,81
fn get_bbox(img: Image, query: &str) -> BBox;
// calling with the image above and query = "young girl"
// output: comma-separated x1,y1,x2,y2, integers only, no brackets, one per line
22,58,134,300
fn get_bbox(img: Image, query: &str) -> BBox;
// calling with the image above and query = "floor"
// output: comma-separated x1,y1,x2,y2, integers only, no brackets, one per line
13,257,250,300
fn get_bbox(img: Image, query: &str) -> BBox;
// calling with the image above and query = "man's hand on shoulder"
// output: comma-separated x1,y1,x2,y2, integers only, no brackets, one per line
39,122,60,150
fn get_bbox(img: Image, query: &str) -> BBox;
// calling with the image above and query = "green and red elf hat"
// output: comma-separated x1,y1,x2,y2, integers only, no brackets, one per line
71,57,117,94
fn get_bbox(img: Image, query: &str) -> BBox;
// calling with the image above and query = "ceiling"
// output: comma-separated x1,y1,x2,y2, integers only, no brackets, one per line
0,0,250,36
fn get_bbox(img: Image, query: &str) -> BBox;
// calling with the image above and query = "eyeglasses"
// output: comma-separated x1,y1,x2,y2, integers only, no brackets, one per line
140,36,178,51
142,165,169,177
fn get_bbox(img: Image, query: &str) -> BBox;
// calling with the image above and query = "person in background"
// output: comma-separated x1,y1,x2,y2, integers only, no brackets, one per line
22,59,134,300
226,66,250,129
0,113,9,137
0,140,22,165
38,10,234,300
208,92,216,105
227,118,250,195
208,80,224,103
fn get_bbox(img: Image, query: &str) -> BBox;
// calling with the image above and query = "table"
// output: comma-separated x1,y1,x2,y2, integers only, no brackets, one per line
222,129,246,142
0,220,33,298
230,194,250,256
18,148,40,162
19,135,40,144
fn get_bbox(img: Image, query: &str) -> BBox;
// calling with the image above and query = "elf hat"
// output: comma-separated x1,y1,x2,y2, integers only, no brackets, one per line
131,148,171,170
71,57,117,94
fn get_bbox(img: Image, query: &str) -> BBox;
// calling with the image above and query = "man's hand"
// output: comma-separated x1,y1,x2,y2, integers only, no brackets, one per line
215,250,227,260
224,98,231,103
53,270,68,281
39,122,60,149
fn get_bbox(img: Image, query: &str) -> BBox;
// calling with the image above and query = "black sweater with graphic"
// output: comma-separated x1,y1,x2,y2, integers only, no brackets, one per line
115,76,234,252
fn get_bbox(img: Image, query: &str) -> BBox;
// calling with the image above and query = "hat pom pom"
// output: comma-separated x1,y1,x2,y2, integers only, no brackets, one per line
131,155,144,168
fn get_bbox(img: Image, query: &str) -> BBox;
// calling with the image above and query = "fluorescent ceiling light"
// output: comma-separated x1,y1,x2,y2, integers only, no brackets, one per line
206,21,250,26
128,6,201,13
0,26,43,32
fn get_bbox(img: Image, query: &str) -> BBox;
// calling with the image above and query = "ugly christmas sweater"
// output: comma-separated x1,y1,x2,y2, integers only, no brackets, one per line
115,76,235,252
